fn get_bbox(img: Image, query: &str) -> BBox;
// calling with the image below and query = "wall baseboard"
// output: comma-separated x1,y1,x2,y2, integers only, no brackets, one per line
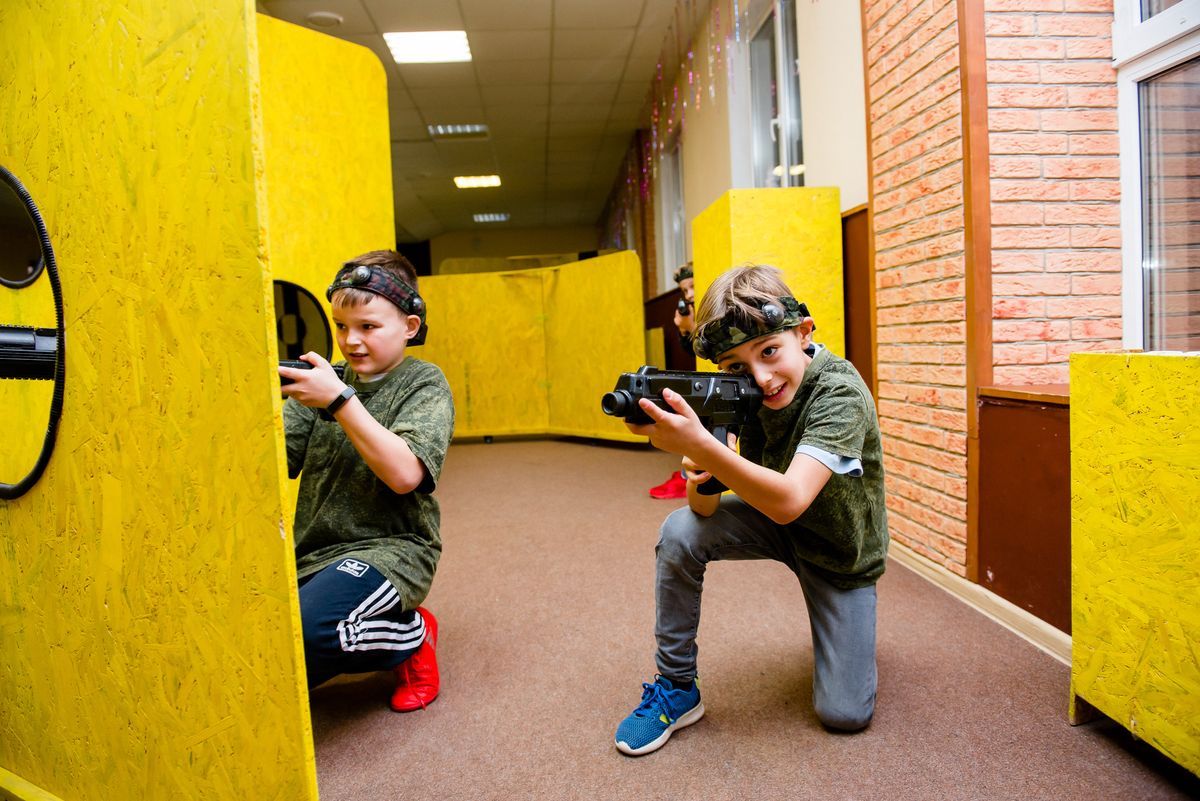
889,542,1071,666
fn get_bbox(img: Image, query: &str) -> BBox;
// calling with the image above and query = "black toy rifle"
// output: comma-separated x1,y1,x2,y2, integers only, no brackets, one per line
601,366,762,495
278,359,346,385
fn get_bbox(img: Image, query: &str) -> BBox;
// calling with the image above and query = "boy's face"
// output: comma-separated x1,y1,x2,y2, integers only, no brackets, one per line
678,277,695,303
716,320,815,410
332,295,421,378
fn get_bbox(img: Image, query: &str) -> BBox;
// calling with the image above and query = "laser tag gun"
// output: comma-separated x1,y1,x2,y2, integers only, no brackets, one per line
0,326,57,380
601,366,762,495
278,359,346,385
676,298,692,317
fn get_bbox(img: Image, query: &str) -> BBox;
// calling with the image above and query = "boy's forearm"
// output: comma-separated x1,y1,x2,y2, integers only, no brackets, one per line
690,437,810,525
685,475,721,516
333,399,426,493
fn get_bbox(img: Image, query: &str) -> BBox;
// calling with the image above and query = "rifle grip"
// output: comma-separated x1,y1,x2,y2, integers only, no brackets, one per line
694,425,734,495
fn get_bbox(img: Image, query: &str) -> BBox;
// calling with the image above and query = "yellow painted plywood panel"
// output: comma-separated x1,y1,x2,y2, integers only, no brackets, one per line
410,271,550,437
544,251,645,442
0,3,317,799
1070,352,1200,776
691,188,845,366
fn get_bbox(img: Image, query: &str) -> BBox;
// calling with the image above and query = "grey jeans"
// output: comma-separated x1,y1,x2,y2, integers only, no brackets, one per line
655,496,878,731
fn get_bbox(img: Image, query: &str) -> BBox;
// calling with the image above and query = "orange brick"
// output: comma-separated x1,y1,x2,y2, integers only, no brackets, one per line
1062,0,1113,10
985,15,1037,36
1040,61,1116,84
1043,157,1120,178
994,364,1070,384
1069,180,1120,201
988,37,1066,60
1046,339,1121,360
994,319,1071,341
1046,295,1121,317
1046,250,1122,271
877,363,967,386
992,226,1074,248
1041,109,1117,130
1043,203,1121,224
876,321,967,345
986,62,1041,83
991,250,1046,272
988,85,1070,107
1037,14,1114,37
886,439,968,476
1066,86,1117,107
878,300,969,325
1071,273,1123,294
1068,134,1119,154
881,418,949,448
994,342,1049,364
1070,317,1124,338
994,273,1072,295
1064,38,1113,58
1070,226,1122,247
992,179,1071,201
986,0,1065,11
890,475,968,519
990,156,1043,178
994,297,1049,318
989,132,1069,154
991,202,1046,225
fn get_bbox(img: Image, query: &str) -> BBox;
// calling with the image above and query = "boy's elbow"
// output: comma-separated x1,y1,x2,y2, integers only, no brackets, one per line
768,500,808,526
383,466,425,495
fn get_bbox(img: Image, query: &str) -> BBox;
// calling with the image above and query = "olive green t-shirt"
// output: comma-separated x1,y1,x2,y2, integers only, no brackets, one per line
738,347,889,589
284,356,455,610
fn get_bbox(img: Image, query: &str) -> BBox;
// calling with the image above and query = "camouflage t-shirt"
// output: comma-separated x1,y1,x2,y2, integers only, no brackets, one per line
284,356,455,610
738,347,889,589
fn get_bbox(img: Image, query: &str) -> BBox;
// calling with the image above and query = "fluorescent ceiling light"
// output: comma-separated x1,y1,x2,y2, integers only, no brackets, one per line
454,175,501,189
428,123,489,139
474,213,510,223
384,31,471,64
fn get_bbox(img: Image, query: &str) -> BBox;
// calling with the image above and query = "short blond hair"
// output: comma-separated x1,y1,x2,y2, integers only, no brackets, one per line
693,264,794,341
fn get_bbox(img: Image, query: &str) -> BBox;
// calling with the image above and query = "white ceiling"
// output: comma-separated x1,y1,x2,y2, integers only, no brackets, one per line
261,0,680,242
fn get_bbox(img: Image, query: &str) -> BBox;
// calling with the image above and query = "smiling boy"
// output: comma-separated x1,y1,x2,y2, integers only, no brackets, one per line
279,250,454,712
614,264,888,756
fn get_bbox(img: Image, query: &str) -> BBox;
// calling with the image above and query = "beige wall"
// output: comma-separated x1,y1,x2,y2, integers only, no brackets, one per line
430,226,599,272
795,0,869,211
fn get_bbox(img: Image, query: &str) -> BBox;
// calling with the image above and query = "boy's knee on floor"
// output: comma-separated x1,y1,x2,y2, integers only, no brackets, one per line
657,509,705,560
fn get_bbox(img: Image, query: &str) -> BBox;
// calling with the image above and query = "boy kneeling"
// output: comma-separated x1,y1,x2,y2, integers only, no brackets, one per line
615,264,888,755
280,250,454,711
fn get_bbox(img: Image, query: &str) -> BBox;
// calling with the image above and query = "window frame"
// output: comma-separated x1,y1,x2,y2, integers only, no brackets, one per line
746,0,804,189
1114,0,1200,348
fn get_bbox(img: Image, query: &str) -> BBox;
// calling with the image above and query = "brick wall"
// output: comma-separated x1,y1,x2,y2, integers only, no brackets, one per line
986,0,1122,383
865,0,970,573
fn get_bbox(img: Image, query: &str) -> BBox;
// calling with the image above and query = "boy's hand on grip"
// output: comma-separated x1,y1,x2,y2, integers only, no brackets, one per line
626,388,710,457
279,352,347,408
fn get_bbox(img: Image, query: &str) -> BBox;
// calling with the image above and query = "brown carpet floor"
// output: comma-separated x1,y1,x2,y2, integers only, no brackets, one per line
309,439,1200,801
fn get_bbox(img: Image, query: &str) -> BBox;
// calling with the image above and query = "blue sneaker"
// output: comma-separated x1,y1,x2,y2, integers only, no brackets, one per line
614,675,704,756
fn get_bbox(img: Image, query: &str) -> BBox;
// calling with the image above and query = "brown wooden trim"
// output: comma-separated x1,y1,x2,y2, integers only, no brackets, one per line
842,202,869,218
978,384,1070,406
858,1,879,402
958,0,993,584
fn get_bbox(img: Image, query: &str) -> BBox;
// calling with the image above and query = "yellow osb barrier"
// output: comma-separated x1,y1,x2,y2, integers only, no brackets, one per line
410,252,645,442
1070,351,1200,777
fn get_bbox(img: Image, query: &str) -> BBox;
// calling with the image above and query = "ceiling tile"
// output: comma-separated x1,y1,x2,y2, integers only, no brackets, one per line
623,56,660,85
460,0,551,30
554,0,645,30
469,30,551,61
397,62,478,88
548,119,607,137
487,118,549,138
389,108,429,141
362,0,463,30
480,84,551,107
552,58,627,84
550,104,611,124
630,25,667,62
550,82,619,105
476,60,551,86
485,105,549,125
408,84,483,106
552,29,635,60
263,0,378,35
434,140,497,170
607,102,646,126
616,80,650,103
548,136,603,155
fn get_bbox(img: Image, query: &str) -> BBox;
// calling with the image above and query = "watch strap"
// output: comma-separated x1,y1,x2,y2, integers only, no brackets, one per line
320,385,357,420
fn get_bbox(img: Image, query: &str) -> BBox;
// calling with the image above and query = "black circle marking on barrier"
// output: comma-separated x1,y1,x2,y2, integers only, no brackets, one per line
274,280,333,361
0,165,65,501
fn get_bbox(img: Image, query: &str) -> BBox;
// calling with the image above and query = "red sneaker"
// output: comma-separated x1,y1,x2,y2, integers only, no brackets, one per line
648,471,687,499
391,607,439,712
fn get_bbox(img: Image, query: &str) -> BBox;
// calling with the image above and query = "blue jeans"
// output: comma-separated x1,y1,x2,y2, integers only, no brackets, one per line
655,497,878,731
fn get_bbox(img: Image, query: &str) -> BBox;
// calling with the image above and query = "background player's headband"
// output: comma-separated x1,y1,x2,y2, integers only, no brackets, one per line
673,264,693,283
693,296,811,361
326,263,428,346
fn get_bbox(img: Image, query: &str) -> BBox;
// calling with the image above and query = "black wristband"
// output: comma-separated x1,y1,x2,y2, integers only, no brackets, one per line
321,385,356,420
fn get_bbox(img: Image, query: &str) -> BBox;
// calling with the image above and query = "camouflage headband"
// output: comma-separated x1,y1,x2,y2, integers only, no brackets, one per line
673,264,694,283
693,296,812,361
326,263,428,346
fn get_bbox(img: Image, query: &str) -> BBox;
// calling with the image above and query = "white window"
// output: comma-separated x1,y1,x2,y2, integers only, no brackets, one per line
657,140,689,293
749,0,804,188
1116,0,1200,350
